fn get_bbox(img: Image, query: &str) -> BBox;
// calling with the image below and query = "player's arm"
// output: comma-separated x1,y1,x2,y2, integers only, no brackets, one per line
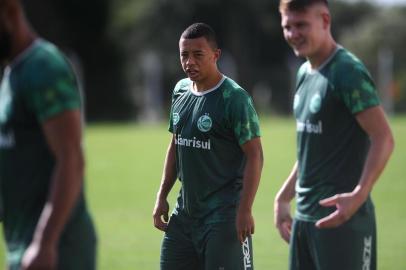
153,136,177,232
316,106,394,228
236,137,263,243
274,161,297,243
22,110,84,270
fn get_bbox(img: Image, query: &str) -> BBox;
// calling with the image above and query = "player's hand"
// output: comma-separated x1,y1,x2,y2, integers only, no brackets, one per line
316,189,366,229
21,241,57,270
153,197,170,232
236,207,255,243
274,199,292,243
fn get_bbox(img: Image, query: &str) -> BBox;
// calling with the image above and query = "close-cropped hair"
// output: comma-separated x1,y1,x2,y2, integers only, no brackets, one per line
279,0,328,12
181,22,218,49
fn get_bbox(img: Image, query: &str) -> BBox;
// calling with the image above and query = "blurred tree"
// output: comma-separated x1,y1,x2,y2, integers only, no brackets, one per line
18,0,404,120
116,0,293,116
116,0,382,117
329,1,377,38
22,0,134,120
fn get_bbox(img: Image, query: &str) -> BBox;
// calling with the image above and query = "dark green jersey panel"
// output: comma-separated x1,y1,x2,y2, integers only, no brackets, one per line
168,76,261,223
0,39,92,262
294,47,380,221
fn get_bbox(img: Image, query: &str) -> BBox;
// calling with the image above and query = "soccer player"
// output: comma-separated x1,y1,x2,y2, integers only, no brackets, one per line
274,0,394,269
152,22,263,270
0,0,97,269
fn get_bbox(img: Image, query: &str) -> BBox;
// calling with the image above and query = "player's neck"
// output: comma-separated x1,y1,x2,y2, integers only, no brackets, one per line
193,71,223,92
308,38,337,70
9,22,37,63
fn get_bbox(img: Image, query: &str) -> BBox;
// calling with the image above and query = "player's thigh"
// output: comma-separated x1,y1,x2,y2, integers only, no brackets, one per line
161,215,200,270
310,211,376,270
204,222,254,270
289,219,315,270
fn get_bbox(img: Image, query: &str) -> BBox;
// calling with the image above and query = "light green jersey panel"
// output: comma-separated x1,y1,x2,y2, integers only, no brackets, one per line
168,76,260,223
294,48,379,221
332,50,380,114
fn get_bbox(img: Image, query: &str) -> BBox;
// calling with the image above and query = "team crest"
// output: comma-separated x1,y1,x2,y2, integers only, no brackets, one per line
197,114,212,132
310,94,321,113
173,113,180,125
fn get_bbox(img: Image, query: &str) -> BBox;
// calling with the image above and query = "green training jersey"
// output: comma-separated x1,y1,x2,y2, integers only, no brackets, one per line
0,39,93,262
169,76,261,223
293,47,380,222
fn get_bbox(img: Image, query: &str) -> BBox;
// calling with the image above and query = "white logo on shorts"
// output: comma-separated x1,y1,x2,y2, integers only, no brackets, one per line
362,236,372,270
242,238,252,269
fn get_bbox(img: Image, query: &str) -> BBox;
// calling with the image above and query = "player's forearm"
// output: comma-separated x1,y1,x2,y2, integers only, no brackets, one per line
275,162,297,203
33,150,84,247
157,138,177,200
239,142,263,211
354,130,394,199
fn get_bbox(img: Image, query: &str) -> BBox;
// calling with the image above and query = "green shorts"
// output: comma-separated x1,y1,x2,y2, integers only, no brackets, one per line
7,212,97,270
290,208,376,270
161,214,254,270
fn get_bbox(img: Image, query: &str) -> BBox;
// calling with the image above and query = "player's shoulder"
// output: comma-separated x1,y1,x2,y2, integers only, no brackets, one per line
13,39,73,90
25,39,70,71
221,77,250,101
327,47,373,88
296,62,310,82
173,78,191,95
331,47,368,74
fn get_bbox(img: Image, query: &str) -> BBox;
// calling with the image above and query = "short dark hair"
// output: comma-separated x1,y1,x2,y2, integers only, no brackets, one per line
279,0,328,12
181,22,218,49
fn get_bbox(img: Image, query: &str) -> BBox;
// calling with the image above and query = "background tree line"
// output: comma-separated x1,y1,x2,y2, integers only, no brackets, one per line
20,0,406,121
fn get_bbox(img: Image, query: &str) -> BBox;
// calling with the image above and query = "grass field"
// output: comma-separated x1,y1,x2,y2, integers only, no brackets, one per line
0,116,405,269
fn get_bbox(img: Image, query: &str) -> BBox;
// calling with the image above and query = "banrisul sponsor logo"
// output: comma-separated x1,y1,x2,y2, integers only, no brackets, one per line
173,113,180,125
174,135,211,150
297,120,323,134
197,114,212,132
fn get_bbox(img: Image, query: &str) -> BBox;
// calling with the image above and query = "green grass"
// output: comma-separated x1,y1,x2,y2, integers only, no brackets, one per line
1,116,405,269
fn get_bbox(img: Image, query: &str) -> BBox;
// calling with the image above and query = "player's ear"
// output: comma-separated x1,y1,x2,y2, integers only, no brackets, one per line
213,48,221,62
321,11,331,30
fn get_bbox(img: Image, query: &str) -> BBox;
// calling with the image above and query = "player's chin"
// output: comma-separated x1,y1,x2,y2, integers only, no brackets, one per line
187,73,200,81
293,48,307,58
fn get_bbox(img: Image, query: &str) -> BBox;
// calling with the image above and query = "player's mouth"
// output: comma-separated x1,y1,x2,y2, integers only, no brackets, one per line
291,40,306,51
186,69,199,78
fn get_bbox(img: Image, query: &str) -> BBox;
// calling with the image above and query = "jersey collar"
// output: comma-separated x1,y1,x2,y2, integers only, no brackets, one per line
189,75,226,96
8,38,42,70
306,45,342,74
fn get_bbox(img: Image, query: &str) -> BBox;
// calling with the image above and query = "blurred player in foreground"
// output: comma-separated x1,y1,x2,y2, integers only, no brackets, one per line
0,0,97,269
